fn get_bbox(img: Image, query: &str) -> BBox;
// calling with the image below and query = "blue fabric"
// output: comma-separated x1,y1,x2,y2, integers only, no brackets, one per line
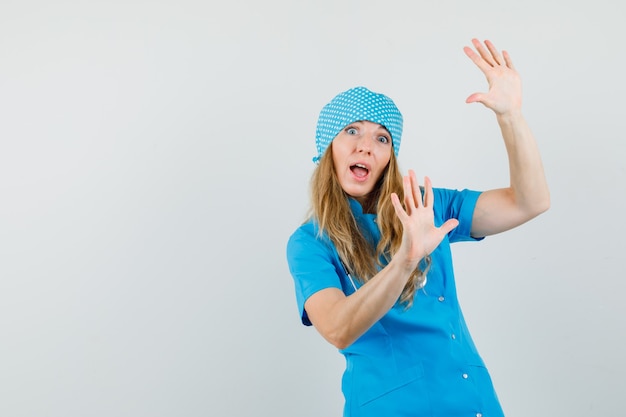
286,188,505,417
314,86,403,163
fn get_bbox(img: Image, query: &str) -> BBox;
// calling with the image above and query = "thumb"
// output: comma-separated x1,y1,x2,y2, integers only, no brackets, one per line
439,218,459,236
465,92,485,104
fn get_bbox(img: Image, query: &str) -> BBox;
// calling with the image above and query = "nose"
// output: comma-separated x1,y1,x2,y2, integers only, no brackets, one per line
356,136,372,154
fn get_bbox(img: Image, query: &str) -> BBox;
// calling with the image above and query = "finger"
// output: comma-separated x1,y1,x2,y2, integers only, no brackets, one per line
390,193,409,225
423,176,434,208
402,173,416,213
390,193,409,222
463,46,492,74
484,39,503,65
502,50,515,70
471,38,497,66
409,170,423,208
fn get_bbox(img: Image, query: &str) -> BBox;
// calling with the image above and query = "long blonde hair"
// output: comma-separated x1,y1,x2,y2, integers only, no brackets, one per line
309,146,430,308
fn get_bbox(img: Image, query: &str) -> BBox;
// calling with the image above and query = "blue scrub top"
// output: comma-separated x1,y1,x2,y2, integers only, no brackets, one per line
287,188,505,417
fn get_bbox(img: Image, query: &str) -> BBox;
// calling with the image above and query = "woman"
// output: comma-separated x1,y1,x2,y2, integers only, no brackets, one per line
286,39,549,416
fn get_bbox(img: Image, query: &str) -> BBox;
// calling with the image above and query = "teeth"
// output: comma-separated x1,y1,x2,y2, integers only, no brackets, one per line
355,164,366,169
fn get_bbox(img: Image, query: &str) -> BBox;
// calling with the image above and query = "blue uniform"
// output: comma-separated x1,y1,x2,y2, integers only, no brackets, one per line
286,188,505,417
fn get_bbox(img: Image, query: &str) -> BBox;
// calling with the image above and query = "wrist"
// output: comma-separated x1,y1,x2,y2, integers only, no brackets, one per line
389,252,424,277
496,108,524,125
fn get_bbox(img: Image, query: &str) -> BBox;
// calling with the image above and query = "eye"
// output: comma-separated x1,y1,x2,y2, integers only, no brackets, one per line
377,135,390,144
345,127,358,135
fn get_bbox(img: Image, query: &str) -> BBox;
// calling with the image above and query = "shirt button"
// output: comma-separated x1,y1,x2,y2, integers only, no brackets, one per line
476,414,483,417
462,373,468,379
438,296,445,302
451,333,456,340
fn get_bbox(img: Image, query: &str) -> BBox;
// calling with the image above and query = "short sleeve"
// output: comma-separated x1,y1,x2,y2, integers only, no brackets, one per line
286,223,343,326
433,188,484,243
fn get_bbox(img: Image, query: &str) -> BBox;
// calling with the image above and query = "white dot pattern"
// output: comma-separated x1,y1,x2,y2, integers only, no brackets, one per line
314,86,403,162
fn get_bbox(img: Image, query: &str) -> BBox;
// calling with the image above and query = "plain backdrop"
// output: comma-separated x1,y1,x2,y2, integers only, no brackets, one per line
1,0,625,416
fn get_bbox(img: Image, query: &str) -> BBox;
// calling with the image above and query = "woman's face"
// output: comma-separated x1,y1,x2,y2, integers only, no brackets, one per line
331,120,393,205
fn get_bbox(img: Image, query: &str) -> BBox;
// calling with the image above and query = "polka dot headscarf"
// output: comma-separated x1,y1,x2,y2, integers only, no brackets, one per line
313,86,403,163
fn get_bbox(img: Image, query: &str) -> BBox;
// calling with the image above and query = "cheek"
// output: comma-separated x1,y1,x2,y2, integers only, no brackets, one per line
331,140,349,169
378,149,392,167
331,149,341,171
377,155,392,178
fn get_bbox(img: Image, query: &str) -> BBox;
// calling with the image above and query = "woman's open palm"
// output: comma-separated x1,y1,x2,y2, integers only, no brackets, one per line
390,171,459,270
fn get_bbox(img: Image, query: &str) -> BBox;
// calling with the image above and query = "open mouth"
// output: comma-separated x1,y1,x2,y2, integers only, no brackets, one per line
350,163,369,179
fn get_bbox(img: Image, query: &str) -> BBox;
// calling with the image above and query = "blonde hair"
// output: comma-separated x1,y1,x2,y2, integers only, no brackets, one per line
308,146,430,308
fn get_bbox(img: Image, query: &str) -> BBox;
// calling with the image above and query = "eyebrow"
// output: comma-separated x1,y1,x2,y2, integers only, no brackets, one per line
350,121,389,132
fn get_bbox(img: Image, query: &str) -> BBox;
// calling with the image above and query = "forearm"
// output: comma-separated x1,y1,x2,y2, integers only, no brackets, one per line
497,110,550,214
470,110,550,237
307,258,413,350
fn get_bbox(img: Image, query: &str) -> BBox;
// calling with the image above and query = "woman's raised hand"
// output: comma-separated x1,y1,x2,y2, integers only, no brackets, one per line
390,171,459,270
463,39,522,116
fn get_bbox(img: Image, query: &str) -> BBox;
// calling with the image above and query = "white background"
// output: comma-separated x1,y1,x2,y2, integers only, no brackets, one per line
1,1,624,416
